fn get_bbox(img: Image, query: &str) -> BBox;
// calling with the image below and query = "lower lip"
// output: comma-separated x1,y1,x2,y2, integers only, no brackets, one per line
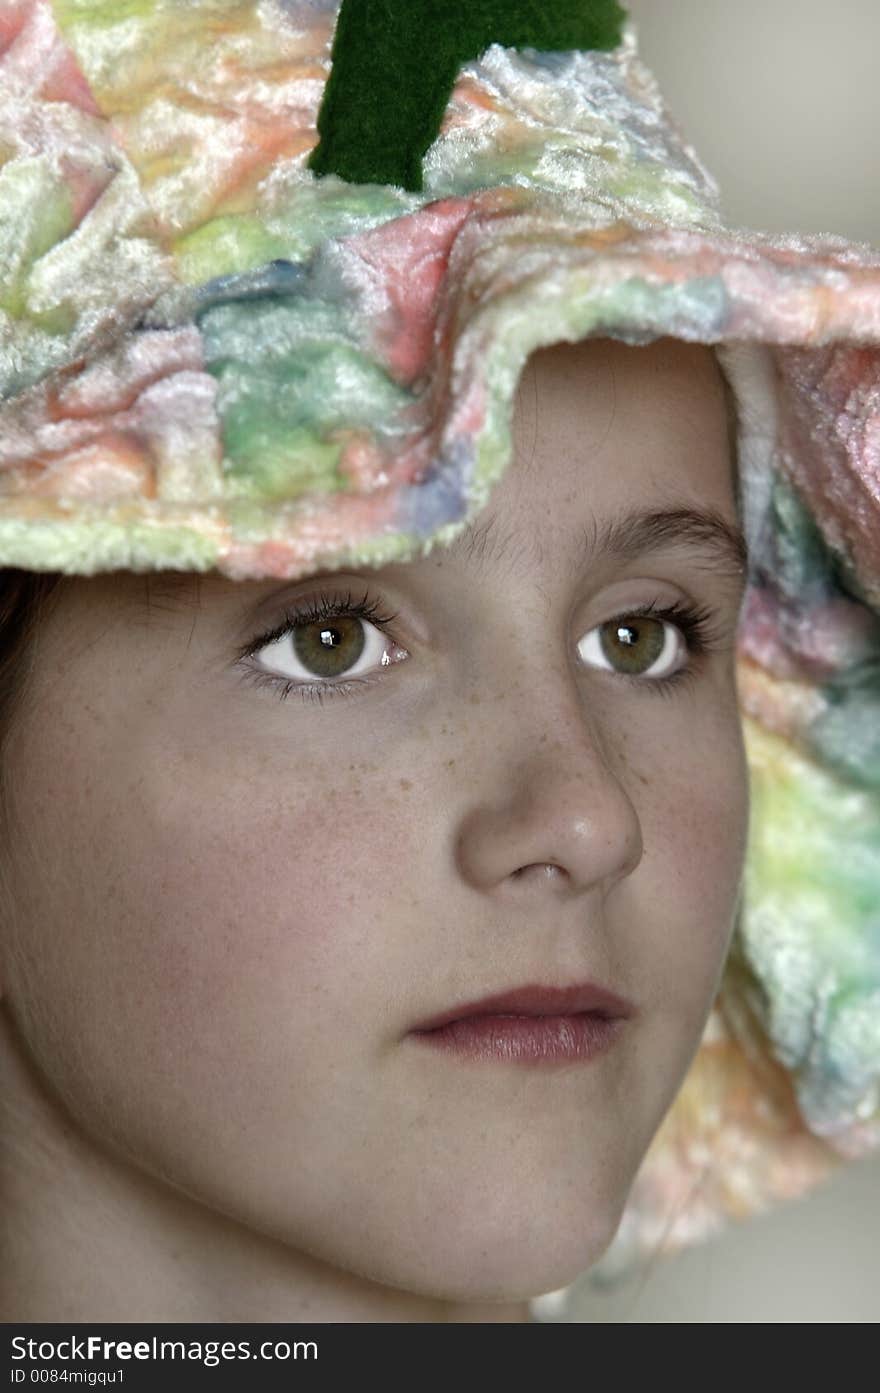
408,1012,627,1066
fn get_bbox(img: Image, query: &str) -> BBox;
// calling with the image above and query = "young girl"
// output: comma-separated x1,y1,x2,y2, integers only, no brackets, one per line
1,0,878,1323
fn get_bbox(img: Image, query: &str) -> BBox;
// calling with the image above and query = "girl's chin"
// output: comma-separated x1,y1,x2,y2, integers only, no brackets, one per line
347,1223,621,1306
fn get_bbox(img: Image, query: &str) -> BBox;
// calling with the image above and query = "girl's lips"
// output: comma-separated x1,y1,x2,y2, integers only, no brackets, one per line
409,980,636,1034
406,981,635,1065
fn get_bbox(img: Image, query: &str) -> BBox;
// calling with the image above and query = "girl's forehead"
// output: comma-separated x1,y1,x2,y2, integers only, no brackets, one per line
513,338,737,487
515,335,726,396
511,339,732,469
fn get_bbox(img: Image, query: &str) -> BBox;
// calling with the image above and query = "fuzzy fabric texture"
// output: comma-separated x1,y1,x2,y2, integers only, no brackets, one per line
1,0,879,1302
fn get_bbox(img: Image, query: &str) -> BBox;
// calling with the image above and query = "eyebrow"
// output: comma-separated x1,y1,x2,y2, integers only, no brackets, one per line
441,503,749,586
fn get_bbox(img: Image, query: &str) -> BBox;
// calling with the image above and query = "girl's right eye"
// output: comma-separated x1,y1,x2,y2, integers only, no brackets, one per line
234,589,407,706
233,588,725,706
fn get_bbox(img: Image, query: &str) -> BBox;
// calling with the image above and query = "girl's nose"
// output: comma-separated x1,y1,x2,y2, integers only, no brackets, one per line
453,681,644,902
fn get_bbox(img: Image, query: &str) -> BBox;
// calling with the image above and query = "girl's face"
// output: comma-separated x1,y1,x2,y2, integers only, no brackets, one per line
0,336,749,1307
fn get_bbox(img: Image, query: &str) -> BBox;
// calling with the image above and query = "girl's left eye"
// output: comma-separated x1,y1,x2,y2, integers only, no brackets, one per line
233,587,724,706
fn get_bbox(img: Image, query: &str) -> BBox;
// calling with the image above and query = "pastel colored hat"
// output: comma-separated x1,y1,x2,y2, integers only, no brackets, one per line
2,0,879,1299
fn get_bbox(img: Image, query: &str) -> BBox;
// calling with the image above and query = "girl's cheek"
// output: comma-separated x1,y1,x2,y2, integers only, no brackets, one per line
114,766,421,1030
632,706,749,976
4,775,397,1171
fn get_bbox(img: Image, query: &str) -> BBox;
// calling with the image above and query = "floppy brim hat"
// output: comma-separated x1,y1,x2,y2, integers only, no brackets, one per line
1,0,879,1294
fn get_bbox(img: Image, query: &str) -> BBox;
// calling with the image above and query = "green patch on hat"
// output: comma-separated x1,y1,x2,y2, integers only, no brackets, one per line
308,0,627,192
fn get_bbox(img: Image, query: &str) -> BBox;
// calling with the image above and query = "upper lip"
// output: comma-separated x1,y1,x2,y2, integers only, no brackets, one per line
410,981,636,1033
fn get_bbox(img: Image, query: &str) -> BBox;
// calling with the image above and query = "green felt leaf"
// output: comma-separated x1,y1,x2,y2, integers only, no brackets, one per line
308,0,627,192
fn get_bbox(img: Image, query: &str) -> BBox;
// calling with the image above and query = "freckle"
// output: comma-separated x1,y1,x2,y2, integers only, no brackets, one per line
468,693,481,705
446,759,455,769
400,778,412,791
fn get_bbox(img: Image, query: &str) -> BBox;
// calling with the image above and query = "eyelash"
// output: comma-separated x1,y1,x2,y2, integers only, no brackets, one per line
233,588,724,707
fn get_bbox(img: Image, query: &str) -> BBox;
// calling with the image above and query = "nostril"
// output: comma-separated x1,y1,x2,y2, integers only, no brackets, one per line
515,863,563,880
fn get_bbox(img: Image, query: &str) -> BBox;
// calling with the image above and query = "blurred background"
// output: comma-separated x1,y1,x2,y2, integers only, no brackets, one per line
627,0,880,245
548,0,880,1323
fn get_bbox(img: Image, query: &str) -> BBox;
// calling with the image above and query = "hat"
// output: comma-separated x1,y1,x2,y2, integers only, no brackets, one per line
1,0,878,1296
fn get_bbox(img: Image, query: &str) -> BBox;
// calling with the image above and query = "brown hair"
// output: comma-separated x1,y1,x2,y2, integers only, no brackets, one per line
0,570,67,802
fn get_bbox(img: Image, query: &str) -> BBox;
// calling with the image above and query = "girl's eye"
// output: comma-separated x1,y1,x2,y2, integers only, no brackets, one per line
573,593,718,696
234,589,407,706
234,589,724,705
